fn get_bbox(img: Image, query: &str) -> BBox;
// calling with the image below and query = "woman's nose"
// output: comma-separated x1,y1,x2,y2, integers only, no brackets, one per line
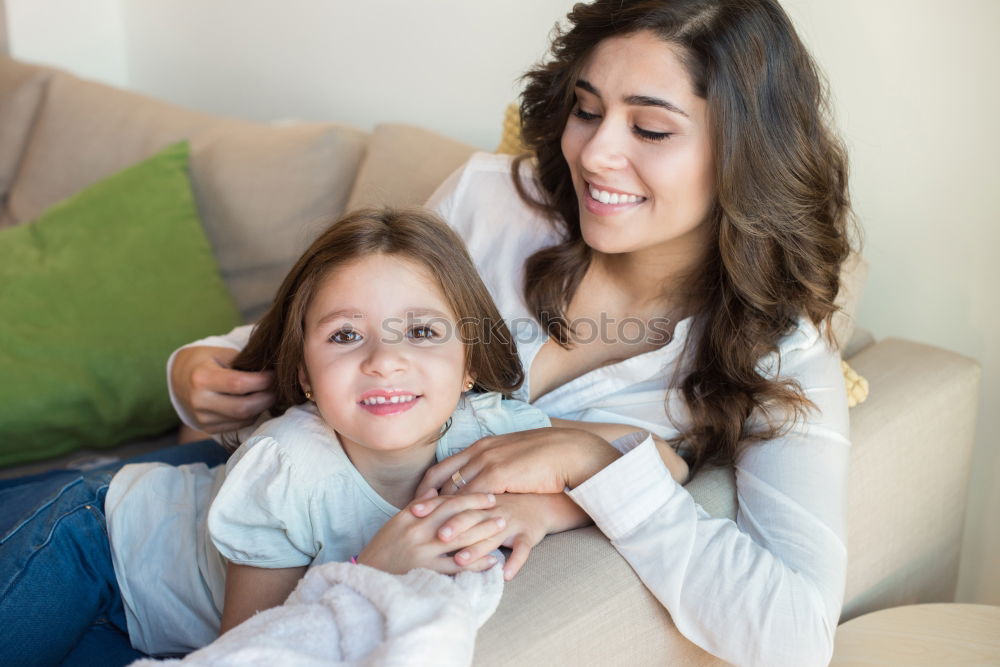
360,337,409,377
579,119,629,174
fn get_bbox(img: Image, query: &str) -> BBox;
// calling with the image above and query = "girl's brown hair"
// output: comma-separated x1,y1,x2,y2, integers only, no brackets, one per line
516,0,854,473
229,207,524,441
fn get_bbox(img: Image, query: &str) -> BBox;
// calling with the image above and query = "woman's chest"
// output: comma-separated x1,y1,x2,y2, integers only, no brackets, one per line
527,308,677,403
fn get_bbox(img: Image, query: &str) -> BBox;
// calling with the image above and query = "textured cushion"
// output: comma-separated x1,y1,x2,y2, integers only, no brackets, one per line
346,123,476,210
6,70,369,321
0,142,242,466
0,58,53,211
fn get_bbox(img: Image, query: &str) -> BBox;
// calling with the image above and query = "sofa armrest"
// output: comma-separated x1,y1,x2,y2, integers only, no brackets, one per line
841,337,981,620
474,525,725,666
474,337,981,663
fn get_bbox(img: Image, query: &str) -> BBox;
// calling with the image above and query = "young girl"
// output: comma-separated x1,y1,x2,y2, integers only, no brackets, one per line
1,207,688,664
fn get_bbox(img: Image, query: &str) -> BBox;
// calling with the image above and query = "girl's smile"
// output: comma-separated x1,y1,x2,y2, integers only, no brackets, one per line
298,253,473,462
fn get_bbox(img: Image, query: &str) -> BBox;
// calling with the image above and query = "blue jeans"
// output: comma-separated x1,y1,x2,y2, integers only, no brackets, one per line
0,440,229,666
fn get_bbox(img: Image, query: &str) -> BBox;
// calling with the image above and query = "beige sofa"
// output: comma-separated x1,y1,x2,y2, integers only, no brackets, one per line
0,57,983,664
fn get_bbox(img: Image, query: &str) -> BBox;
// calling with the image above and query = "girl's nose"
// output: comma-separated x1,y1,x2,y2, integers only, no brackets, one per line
580,118,629,175
360,337,409,377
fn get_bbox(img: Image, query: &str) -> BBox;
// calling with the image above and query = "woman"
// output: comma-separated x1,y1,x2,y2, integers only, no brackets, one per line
170,0,853,664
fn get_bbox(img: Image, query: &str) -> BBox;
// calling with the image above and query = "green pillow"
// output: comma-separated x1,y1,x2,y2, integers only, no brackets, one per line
0,142,242,466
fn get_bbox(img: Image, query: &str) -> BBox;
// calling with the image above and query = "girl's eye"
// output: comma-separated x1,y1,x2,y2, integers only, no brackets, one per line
408,325,438,340
633,126,673,142
572,106,599,122
330,328,361,344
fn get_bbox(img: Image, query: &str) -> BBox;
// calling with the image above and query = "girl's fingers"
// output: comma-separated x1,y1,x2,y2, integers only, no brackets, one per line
502,536,534,581
453,532,509,569
444,516,507,553
407,493,462,519
437,508,500,543
461,552,500,572
421,493,496,522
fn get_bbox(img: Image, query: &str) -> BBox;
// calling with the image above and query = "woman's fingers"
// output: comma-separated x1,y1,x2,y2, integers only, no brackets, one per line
414,450,475,497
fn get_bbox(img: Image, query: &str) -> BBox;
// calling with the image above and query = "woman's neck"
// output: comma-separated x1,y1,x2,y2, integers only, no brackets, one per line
589,228,712,316
338,435,439,509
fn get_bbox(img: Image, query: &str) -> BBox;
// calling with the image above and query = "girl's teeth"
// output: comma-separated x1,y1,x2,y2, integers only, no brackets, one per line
362,395,415,405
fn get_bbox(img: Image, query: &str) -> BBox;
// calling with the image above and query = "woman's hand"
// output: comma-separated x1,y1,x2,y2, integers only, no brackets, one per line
357,492,506,575
416,427,621,498
411,492,590,581
170,345,275,433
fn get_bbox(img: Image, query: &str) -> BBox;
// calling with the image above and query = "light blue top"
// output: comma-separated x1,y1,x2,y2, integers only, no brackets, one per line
105,391,549,656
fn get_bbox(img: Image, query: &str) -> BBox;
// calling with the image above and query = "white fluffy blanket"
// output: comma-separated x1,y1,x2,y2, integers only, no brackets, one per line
131,560,504,666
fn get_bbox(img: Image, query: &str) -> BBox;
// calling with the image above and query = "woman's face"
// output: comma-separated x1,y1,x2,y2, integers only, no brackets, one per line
560,30,716,260
299,253,472,457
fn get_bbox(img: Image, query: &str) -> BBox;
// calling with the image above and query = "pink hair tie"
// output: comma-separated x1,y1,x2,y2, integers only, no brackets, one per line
350,555,359,565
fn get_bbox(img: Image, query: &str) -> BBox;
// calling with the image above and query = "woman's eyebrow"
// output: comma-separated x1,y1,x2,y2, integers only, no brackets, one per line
576,78,689,118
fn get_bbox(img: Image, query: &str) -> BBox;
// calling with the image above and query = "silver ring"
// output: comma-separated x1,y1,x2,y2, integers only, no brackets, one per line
451,470,468,489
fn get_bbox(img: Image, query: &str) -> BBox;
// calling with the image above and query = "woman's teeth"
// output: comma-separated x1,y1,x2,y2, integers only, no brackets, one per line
361,395,416,405
588,184,644,205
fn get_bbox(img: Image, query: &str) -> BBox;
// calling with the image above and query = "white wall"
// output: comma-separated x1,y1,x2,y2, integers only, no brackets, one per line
6,0,127,88
782,0,1000,605
117,0,570,150
7,0,999,604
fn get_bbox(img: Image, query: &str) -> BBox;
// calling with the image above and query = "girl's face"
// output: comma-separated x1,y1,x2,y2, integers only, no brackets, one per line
299,253,473,457
560,30,716,260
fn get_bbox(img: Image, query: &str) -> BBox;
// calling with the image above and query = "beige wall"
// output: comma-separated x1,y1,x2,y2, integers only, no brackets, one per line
7,0,998,603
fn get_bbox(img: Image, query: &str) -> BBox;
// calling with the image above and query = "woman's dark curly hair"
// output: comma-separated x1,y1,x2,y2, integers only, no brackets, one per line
514,0,854,474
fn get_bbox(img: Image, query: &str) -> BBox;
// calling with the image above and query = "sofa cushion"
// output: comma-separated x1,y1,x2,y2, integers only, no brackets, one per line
6,70,368,321
0,58,53,211
0,142,242,466
346,123,477,210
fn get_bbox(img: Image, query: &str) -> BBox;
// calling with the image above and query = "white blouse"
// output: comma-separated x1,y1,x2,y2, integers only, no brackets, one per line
168,152,850,667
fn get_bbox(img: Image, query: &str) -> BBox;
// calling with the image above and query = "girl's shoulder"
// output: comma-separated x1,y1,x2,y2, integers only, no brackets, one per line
227,404,348,483
440,392,551,456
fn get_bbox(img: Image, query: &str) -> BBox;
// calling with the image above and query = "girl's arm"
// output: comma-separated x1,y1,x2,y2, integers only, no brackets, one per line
219,562,307,634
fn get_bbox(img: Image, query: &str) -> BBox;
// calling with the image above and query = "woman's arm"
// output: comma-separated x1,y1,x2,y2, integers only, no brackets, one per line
220,562,306,634
565,334,850,667
550,418,689,484
167,325,275,434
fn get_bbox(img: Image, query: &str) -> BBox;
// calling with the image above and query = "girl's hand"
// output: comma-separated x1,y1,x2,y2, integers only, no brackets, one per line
411,492,590,581
415,427,621,498
357,492,506,575
170,345,275,433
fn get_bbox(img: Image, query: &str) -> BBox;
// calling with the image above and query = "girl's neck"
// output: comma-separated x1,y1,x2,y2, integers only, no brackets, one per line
338,435,439,509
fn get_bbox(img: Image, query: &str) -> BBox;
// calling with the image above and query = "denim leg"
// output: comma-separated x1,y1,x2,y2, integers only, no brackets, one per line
0,470,137,667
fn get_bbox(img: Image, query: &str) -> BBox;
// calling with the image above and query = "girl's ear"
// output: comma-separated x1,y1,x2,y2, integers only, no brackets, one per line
298,365,312,396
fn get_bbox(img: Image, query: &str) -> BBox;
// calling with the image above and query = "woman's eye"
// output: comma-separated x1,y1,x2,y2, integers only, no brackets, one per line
408,325,438,340
633,125,673,142
572,106,599,122
330,328,361,344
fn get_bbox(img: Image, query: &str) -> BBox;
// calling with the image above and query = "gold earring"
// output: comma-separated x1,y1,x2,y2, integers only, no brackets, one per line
305,390,313,401
464,380,474,390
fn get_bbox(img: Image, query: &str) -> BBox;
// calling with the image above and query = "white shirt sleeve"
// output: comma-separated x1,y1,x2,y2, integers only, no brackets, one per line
165,324,255,430
567,326,850,667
